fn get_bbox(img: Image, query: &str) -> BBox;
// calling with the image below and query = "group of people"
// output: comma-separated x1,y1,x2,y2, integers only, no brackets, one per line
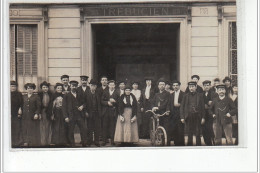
10,74,238,147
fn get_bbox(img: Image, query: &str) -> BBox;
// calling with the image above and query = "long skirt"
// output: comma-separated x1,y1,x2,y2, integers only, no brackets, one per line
22,117,41,147
114,108,139,143
51,108,67,146
40,108,52,146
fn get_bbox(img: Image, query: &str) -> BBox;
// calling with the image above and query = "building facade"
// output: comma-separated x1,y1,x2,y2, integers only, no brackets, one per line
9,1,237,91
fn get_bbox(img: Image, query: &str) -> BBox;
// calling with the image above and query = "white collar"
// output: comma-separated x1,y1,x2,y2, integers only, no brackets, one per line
219,95,225,100
123,95,133,105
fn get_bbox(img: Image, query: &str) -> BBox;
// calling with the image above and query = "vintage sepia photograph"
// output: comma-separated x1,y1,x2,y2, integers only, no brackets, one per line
9,0,239,148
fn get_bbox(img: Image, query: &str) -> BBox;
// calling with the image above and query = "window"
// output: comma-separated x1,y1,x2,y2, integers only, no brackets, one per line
10,24,38,91
229,22,237,85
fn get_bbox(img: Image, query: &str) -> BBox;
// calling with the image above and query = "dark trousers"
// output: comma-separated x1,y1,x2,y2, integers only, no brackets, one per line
68,116,86,146
159,116,170,146
186,113,201,146
87,111,101,145
102,108,116,144
187,134,201,146
202,117,214,146
171,119,185,146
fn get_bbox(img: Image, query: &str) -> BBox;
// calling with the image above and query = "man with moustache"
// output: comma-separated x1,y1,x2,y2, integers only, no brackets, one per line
168,80,185,146
185,75,203,93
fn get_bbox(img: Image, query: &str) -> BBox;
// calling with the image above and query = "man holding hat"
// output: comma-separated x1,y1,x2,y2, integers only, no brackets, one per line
38,81,53,146
21,83,41,147
60,74,70,94
168,80,185,146
85,79,102,147
10,81,23,147
209,84,236,145
201,80,215,146
101,80,120,146
185,75,203,94
180,81,205,146
62,80,87,147
141,77,155,139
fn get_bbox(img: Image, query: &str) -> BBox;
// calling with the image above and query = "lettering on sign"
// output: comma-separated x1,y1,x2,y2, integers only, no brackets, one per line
84,7,188,16
200,8,208,15
9,10,19,16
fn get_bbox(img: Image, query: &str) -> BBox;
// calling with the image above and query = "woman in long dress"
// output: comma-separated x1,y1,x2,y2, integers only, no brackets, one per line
114,86,139,145
50,83,67,147
131,81,143,137
21,83,41,147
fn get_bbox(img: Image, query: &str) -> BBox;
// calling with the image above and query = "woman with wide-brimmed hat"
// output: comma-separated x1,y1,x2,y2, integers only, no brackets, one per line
21,83,41,147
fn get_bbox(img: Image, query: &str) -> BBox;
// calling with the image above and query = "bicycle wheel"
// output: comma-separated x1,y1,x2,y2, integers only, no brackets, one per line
154,126,167,146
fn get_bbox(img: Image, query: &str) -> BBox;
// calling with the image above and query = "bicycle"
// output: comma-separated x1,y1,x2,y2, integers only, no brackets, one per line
146,110,168,146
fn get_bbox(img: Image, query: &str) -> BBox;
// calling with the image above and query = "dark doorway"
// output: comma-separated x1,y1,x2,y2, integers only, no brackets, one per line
92,23,180,87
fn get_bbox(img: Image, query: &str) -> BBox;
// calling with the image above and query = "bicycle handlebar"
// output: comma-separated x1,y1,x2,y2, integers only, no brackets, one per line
145,110,169,117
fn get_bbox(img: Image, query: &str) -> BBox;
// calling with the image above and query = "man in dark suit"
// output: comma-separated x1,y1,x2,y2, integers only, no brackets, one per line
185,75,203,93
151,79,171,145
96,76,109,142
85,79,101,147
61,74,70,95
62,81,87,147
168,80,185,146
181,81,205,146
201,80,215,146
101,80,120,146
141,77,155,139
209,84,236,145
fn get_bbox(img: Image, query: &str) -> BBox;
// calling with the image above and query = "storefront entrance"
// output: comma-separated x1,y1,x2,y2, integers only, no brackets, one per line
91,23,180,86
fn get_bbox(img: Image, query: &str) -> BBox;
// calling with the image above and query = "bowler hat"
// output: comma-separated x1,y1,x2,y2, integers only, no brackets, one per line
40,81,50,89
24,83,36,90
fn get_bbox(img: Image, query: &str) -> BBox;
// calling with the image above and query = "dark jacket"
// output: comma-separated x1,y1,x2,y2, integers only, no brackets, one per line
141,86,155,110
85,89,102,118
62,91,85,120
168,90,185,119
62,85,71,94
118,93,138,118
209,96,237,125
152,90,170,114
180,92,205,120
38,91,53,119
22,94,41,120
11,91,23,117
101,89,120,116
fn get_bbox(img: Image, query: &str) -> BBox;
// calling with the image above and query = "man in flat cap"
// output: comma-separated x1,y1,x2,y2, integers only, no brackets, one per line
141,77,155,139
77,75,90,97
101,80,120,146
223,76,233,98
180,81,205,146
62,80,87,147
168,80,185,146
209,84,236,145
201,80,215,146
185,75,203,94
85,79,101,147
60,75,70,95
151,79,171,145
38,81,53,146
10,81,23,147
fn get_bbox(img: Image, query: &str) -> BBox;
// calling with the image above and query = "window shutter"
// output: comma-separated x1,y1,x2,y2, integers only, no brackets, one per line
9,24,16,80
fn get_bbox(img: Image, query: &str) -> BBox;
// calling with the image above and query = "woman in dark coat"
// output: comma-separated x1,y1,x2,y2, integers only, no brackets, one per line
10,81,23,147
50,83,67,147
21,83,41,147
114,86,139,145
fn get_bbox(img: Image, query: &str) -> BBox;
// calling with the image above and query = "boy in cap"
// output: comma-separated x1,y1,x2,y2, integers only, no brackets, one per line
77,75,90,96
141,77,155,139
62,80,87,147
151,79,171,145
209,84,236,145
201,80,215,146
168,80,185,146
180,81,205,146
21,83,41,147
38,81,53,146
60,74,70,94
185,75,203,93
85,79,101,147
10,81,23,147
101,80,120,146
